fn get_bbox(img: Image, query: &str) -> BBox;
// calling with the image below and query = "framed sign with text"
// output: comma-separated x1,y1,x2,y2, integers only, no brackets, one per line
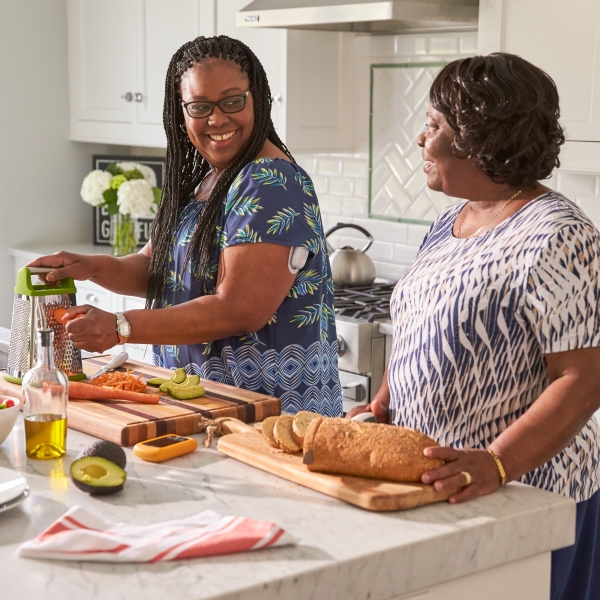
92,155,165,246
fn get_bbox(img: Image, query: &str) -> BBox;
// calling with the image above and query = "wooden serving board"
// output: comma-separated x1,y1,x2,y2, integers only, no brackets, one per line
0,356,280,446
218,431,452,511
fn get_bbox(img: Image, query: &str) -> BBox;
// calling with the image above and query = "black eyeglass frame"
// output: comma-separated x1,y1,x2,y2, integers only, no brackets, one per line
181,90,250,119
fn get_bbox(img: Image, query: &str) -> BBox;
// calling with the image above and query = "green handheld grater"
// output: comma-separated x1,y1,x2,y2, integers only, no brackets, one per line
3,267,86,384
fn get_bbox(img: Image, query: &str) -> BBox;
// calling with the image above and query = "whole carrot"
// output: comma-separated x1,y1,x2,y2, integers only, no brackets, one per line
68,381,160,404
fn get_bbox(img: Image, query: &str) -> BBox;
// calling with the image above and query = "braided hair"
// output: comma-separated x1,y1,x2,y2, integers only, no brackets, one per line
146,35,294,309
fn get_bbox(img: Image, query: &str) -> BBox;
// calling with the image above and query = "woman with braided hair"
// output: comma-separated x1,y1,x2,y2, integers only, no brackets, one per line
30,36,342,416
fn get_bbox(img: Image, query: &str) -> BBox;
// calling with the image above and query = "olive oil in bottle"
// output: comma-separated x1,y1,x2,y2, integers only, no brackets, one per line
22,329,68,459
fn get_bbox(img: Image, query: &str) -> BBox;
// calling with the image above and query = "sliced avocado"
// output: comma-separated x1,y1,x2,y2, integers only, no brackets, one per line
159,374,201,392
76,440,126,470
70,456,126,495
169,384,206,400
148,367,187,387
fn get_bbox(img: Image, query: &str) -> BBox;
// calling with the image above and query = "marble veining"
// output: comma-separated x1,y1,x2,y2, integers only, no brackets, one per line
0,416,575,600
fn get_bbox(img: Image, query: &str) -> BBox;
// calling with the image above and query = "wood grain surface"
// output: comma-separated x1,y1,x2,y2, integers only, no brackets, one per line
218,431,452,511
0,356,280,446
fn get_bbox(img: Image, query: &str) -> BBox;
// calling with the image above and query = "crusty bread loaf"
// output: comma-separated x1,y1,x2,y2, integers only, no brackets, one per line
302,417,443,482
273,416,301,454
291,411,321,446
261,416,280,449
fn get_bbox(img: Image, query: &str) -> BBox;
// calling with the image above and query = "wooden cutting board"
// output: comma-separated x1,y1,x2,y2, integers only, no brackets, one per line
0,356,280,446
218,431,452,511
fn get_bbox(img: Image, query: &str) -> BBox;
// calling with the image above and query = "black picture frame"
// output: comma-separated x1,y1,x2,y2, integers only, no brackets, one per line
92,155,165,246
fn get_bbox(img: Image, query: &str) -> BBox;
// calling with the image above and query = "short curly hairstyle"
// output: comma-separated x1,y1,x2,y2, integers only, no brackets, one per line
429,53,565,188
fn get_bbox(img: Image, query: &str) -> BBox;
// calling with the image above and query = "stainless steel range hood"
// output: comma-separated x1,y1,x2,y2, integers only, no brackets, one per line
237,0,479,34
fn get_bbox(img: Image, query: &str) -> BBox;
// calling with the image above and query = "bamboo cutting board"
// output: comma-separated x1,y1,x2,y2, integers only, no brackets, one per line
0,356,280,446
218,431,452,511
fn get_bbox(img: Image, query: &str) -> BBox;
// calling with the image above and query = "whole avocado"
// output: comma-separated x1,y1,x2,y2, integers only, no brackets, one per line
76,440,127,470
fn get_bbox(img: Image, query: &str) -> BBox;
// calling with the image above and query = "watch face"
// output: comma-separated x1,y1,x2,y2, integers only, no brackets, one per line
119,321,131,336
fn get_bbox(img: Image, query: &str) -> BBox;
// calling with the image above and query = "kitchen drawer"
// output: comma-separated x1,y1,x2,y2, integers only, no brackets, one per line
76,281,113,313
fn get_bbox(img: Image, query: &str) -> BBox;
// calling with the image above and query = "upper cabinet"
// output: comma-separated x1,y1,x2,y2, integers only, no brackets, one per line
68,0,212,147
478,0,600,143
68,0,354,152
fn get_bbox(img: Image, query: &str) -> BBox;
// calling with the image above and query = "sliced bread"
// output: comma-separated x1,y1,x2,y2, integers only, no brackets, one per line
261,416,280,449
272,415,301,454
291,411,321,446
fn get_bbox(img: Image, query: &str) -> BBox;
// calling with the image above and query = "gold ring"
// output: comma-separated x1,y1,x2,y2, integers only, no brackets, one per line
461,471,472,486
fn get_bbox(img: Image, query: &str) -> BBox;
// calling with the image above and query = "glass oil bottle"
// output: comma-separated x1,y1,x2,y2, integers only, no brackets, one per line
22,329,68,459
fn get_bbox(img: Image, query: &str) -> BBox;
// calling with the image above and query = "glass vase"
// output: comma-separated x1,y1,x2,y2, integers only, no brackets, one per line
110,213,139,257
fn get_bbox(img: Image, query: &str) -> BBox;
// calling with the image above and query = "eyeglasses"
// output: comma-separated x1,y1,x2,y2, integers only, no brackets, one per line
182,91,250,119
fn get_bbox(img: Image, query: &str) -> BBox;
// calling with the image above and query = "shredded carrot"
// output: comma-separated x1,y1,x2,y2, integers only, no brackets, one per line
88,370,148,392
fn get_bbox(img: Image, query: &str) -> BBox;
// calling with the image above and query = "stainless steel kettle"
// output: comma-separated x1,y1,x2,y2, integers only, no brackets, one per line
326,223,376,287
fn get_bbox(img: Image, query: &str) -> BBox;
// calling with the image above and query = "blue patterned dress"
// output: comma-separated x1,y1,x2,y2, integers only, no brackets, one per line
153,158,342,416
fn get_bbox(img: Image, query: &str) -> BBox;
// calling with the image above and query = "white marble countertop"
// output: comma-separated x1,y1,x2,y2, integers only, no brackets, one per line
0,412,575,600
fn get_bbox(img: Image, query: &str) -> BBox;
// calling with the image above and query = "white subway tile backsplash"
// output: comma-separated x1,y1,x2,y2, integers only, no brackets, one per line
393,243,419,264
329,177,354,197
407,224,431,246
311,174,329,195
556,172,597,197
378,221,408,244
342,160,368,179
341,198,368,218
367,241,394,261
317,158,343,176
375,260,408,280
319,195,342,216
354,178,369,199
429,34,459,55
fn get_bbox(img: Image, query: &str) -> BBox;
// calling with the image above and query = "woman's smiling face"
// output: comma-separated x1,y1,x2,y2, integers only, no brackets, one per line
417,106,471,196
180,58,254,171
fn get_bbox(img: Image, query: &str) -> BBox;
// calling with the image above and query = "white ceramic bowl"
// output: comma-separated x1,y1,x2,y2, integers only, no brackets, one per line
0,396,20,446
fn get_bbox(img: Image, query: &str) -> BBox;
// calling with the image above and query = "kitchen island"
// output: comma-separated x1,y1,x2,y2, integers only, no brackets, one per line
0,413,574,600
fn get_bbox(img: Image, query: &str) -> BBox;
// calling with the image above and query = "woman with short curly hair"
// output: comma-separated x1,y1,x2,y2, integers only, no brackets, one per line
348,53,600,599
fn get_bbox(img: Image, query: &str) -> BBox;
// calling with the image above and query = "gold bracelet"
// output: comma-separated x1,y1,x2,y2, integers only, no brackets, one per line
487,448,507,486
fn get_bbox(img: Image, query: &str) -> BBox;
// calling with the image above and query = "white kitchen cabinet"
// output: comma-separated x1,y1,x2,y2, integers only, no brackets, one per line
67,0,354,151
216,0,354,152
68,0,214,147
478,0,600,143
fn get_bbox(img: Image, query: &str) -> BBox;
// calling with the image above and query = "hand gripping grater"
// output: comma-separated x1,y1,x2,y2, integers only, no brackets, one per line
3,266,86,384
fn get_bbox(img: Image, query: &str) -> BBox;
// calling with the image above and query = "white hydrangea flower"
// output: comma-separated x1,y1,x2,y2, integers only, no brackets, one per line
116,162,157,187
80,170,113,206
117,179,155,218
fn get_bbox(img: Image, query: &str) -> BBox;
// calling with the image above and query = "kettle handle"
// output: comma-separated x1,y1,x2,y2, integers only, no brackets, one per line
324,223,374,253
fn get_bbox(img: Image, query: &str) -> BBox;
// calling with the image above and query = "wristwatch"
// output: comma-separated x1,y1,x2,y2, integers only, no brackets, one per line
115,312,131,344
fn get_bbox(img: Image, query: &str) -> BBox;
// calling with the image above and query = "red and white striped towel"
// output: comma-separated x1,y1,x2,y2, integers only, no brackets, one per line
17,505,296,562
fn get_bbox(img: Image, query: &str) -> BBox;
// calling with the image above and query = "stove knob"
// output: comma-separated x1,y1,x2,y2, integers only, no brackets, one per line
337,335,346,356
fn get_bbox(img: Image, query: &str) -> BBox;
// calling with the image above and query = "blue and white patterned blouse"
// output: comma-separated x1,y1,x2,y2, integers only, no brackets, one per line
388,192,600,501
153,158,342,417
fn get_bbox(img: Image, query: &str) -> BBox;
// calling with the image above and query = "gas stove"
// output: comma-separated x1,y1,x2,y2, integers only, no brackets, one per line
333,279,396,414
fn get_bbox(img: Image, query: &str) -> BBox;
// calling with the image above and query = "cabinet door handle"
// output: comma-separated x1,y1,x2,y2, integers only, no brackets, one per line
271,93,282,106
85,293,99,304
134,93,143,102
121,92,134,102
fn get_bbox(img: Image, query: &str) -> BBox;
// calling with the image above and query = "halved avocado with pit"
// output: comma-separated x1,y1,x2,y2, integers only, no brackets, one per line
70,456,127,495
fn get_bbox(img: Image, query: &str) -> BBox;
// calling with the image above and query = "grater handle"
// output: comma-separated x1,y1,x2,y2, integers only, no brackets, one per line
15,267,77,296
